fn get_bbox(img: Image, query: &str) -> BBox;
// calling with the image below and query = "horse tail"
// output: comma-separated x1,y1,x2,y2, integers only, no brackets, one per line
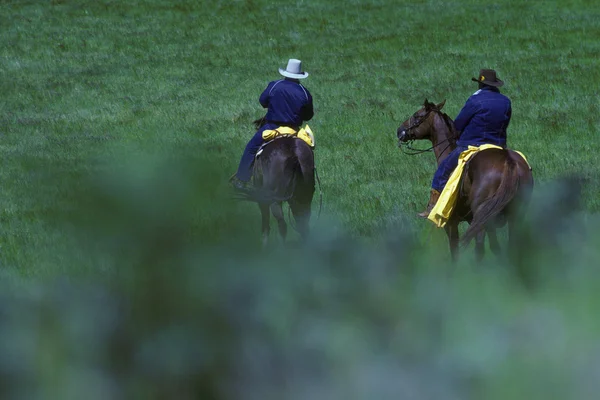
274,156,300,202
461,153,520,247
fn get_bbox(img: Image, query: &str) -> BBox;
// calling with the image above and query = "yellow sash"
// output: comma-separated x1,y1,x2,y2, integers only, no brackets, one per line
262,125,315,148
428,145,529,228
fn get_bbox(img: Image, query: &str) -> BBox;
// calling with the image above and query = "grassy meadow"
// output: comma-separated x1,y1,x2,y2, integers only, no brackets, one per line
2,0,600,398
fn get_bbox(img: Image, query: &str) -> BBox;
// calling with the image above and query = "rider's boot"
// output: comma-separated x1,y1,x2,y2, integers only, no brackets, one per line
230,175,252,192
418,189,441,218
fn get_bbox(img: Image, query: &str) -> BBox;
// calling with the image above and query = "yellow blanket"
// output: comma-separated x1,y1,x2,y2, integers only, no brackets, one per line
428,145,529,228
262,124,315,148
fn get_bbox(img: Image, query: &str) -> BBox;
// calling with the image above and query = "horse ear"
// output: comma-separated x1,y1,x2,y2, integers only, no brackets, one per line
436,99,446,110
424,98,429,106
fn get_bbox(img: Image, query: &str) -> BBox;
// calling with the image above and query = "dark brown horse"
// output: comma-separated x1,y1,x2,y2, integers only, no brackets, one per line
396,99,534,261
240,118,315,246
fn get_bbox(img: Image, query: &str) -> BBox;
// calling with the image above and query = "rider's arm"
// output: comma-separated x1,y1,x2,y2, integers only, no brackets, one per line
454,97,477,135
259,82,275,108
300,92,314,122
504,101,512,130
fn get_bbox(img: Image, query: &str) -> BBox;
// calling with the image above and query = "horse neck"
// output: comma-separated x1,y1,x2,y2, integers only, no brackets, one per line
430,112,456,165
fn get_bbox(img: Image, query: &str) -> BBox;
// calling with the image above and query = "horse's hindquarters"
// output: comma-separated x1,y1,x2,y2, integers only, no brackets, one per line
253,137,315,205
461,149,532,247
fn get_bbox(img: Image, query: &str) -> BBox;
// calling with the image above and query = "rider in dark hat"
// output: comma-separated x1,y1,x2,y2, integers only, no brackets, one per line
418,69,512,217
231,59,314,191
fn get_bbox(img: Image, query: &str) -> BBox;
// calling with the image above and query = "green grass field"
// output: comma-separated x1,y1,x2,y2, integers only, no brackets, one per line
2,0,600,398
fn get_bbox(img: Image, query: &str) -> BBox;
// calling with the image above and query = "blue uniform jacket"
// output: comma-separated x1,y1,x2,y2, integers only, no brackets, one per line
454,86,511,147
259,79,314,127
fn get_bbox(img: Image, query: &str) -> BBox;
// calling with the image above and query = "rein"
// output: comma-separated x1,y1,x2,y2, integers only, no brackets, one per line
315,166,323,219
399,139,450,155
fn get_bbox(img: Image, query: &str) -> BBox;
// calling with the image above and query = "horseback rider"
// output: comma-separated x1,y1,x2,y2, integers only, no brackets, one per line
231,59,314,191
418,68,512,217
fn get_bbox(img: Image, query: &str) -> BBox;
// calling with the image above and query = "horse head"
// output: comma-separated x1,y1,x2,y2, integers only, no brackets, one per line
397,99,446,144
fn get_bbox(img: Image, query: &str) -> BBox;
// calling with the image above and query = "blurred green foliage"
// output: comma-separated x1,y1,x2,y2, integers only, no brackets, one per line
1,149,599,399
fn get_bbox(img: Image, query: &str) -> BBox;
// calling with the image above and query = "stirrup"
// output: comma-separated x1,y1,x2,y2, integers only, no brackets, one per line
230,176,251,191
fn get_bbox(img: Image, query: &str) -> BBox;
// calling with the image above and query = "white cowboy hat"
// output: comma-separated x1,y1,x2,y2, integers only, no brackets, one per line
278,59,309,79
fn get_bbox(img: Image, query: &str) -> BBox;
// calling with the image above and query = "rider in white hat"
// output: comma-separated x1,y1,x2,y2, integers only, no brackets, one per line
232,59,314,191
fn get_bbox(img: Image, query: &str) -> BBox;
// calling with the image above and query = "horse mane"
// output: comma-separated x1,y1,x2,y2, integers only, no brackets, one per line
424,100,458,146
439,111,458,146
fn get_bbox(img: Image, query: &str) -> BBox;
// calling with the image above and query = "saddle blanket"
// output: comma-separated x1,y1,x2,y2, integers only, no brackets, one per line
261,124,315,148
428,144,530,228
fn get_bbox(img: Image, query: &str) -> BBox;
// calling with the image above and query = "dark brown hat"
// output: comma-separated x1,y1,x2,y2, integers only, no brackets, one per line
471,69,504,87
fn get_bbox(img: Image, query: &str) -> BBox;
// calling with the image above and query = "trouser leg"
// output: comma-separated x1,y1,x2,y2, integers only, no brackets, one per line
418,146,466,218
431,146,465,192
236,130,266,181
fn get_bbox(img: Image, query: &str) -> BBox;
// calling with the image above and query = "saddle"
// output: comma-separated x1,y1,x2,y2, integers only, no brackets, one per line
256,125,315,158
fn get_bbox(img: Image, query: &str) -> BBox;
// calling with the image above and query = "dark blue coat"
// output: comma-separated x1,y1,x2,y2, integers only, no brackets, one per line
454,86,511,147
259,79,313,127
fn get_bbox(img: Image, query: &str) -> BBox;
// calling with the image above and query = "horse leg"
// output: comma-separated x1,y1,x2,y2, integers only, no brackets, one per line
475,231,486,262
259,203,270,248
270,202,287,243
290,200,311,242
486,227,502,259
444,221,459,262
507,216,534,289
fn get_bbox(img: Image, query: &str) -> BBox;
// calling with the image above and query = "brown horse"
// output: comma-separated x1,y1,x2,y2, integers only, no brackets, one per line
239,118,315,246
396,99,534,261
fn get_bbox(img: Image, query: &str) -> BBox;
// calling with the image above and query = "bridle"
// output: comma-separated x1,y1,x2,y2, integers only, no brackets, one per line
404,111,431,134
397,108,454,158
